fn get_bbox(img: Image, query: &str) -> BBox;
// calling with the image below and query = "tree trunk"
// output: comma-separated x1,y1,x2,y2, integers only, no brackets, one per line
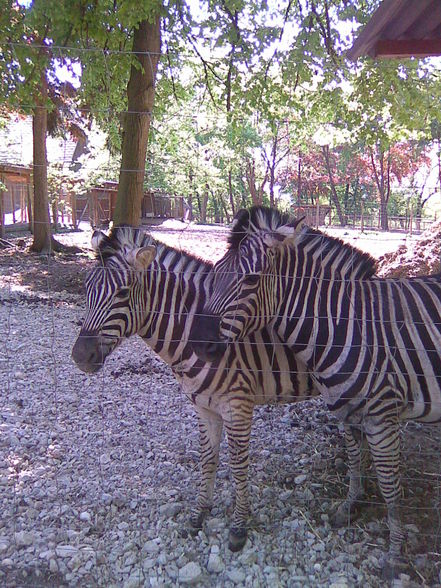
31,71,52,253
268,129,279,208
113,16,161,226
321,145,346,226
296,150,302,206
246,159,267,206
369,147,390,231
228,170,235,217
200,184,209,223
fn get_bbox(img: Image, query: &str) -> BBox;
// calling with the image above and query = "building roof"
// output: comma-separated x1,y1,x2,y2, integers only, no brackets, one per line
0,114,78,168
347,0,441,60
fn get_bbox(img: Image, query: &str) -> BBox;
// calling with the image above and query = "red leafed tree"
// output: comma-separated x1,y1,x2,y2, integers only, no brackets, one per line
365,141,431,230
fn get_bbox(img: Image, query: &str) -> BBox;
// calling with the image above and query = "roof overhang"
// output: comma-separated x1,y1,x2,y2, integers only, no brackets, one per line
347,0,441,60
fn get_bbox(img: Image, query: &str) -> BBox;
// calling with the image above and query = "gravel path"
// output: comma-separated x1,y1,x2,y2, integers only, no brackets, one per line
0,224,440,587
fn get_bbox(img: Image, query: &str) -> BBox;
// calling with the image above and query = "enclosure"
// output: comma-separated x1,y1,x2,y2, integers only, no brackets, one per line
1,223,440,588
1,0,441,585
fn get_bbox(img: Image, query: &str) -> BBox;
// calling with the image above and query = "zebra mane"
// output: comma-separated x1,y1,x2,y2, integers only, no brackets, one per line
93,225,213,269
93,226,154,263
228,206,299,250
294,225,377,279
227,206,376,279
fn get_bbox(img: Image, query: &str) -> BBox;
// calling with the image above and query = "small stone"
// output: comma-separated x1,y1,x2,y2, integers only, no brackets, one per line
205,518,225,531
226,568,246,584
179,561,202,584
49,558,58,573
404,524,419,534
56,545,78,558
294,474,307,485
79,511,91,523
207,548,224,573
1,558,13,567
123,572,143,588
159,503,182,517
238,549,257,565
15,531,34,547
142,558,155,571
142,539,160,554
99,453,110,465
101,493,112,506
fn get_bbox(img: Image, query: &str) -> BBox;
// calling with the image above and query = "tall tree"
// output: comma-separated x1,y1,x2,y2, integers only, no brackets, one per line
0,0,84,252
113,15,161,225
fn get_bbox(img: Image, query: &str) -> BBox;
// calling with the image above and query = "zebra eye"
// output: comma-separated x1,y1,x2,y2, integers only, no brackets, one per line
116,288,131,298
244,274,260,286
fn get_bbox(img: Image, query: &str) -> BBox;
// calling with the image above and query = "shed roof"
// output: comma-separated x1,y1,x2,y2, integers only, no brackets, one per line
347,0,441,60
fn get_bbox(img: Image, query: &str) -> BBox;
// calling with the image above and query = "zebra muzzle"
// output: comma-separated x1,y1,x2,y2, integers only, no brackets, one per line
71,331,107,373
189,313,227,361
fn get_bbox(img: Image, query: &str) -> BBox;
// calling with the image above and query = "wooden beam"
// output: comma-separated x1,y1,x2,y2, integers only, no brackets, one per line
374,38,441,57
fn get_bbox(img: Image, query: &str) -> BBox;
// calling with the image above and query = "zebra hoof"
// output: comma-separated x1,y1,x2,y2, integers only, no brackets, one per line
381,555,408,580
332,500,362,527
228,527,247,552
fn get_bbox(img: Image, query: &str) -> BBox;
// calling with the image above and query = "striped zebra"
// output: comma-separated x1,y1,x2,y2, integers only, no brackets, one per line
71,225,322,551
193,206,441,577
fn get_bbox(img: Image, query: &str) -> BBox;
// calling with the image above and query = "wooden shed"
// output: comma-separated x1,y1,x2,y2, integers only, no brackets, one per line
347,0,441,60
0,164,33,237
291,204,331,227
74,183,185,228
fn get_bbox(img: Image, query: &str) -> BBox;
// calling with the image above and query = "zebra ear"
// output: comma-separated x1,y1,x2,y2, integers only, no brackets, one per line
130,245,157,270
91,230,107,251
278,216,305,246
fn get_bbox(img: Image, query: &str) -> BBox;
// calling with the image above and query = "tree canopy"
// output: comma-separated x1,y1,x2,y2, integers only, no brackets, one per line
0,0,440,236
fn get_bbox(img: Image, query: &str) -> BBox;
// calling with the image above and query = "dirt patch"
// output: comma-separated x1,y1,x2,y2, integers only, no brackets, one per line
378,221,441,277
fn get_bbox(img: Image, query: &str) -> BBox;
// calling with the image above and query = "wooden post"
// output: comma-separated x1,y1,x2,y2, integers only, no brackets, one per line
409,204,413,236
27,180,33,233
0,182,4,240
71,192,77,229
316,197,320,228
360,200,364,233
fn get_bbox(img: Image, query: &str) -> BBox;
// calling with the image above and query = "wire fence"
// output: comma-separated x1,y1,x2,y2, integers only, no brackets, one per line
1,39,441,588
1,221,441,587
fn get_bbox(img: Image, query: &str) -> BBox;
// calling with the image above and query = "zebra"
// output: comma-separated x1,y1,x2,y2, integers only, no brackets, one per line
192,205,441,577
71,225,322,551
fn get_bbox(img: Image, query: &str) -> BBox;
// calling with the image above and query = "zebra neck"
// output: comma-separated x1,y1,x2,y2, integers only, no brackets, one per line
274,262,361,375
139,243,211,363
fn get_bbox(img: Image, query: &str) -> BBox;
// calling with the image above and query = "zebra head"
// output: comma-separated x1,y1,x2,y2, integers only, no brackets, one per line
72,226,156,373
194,206,378,359
191,206,302,360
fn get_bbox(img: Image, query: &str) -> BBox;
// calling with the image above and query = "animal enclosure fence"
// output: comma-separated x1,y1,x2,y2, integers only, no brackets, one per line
1,222,441,587
1,36,441,588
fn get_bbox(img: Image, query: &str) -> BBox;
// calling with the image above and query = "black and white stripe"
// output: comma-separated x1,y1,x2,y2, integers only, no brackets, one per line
71,225,319,551
198,206,441,575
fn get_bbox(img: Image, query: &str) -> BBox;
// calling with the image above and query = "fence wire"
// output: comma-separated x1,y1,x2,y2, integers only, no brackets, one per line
1,223,441,588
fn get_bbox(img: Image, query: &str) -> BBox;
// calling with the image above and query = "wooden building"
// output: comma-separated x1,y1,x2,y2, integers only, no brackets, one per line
73,182,185,228
0,164,33,237
347,0,441,60
291,204,331,227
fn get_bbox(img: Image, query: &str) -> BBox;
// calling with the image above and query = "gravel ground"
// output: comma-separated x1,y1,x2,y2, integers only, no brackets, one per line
0,223,441,588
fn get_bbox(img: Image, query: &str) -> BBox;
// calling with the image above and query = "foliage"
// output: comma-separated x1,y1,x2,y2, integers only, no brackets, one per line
0,0,440,228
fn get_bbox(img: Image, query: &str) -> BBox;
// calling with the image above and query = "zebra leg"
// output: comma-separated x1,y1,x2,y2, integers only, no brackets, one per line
334,424,369,526
190,407,223,529
224,410,253,552
365,417,407,579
